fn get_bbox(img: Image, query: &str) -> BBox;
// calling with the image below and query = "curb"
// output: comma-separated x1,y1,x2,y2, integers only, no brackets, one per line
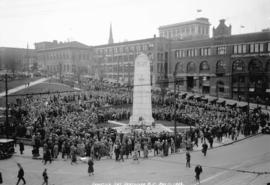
189,133,262,154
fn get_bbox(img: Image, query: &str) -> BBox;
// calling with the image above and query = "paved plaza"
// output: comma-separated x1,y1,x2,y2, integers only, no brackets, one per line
0,134,269,185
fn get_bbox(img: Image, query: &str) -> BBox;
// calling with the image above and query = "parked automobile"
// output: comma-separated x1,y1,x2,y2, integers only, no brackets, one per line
0,139,15,159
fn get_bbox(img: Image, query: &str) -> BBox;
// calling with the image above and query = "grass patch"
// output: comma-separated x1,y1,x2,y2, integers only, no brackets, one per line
0,82,78,107
0,77,41,92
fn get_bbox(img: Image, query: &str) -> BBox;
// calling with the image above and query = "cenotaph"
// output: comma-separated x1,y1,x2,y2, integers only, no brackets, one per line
109,53,172,133
129,54,154,126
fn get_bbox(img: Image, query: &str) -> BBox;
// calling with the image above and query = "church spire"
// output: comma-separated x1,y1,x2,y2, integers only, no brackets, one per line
108,23,114,44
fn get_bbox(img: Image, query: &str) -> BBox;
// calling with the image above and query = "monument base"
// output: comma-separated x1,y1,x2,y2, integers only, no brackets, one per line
108,120,172,134
129,116,155,126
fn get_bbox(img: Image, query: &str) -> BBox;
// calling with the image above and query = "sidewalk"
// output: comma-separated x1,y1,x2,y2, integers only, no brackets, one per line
0,77,49,98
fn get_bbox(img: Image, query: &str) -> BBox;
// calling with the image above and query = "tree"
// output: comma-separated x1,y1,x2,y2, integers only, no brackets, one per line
4,54,20,76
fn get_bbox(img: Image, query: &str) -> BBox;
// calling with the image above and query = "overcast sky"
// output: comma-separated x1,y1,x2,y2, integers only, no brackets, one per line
0,0,269,49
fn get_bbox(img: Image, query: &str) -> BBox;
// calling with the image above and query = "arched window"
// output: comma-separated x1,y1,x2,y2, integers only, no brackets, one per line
175,62,184,74
248,59,263,73
187,61,196,73
199,61,210,72
216,60,226,73
232,60,245,72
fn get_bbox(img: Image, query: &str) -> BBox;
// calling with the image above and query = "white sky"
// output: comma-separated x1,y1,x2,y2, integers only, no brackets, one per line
0,0,269,49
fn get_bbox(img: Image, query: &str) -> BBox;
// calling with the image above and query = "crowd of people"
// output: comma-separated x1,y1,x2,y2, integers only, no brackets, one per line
4,80,269,164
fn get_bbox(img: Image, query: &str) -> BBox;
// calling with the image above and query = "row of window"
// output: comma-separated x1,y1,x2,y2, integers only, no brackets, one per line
47,64,73,72
175,42,270,58
103,65,134,73
233,42,270,54
40,52,91,61
96,43,153,55
160,25,209,39
104,55,136,62
103,65,154,73
175,47,211,58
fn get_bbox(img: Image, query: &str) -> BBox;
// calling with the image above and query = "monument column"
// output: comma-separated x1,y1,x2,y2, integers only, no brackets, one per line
129,53,154,126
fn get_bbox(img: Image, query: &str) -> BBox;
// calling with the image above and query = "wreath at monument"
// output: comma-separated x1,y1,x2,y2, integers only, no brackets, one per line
129,117,154,132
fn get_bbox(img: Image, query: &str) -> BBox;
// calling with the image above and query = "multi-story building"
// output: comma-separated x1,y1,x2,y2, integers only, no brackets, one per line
169,19,270,103
158,17,210,40
94,18,270,103
35,40,94,79
94,36,171,86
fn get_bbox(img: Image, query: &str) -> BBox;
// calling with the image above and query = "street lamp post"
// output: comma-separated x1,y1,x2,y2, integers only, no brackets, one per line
5,74,9,139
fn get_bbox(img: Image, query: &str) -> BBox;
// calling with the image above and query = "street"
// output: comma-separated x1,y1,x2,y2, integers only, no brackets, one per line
0,134,269,185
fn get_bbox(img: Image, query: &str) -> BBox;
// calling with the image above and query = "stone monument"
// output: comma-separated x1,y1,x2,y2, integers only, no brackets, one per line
129,54,154,126
110,53,172,133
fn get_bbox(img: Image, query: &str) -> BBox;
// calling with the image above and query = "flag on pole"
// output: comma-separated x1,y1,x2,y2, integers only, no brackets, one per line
197,9,202,13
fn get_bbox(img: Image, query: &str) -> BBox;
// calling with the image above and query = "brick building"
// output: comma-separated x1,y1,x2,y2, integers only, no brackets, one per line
169,19,270,103
94,36,171,86
93,18,270,103
35,40,94,79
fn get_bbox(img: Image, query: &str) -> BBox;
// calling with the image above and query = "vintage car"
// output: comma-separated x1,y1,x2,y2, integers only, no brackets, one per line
0,139,15,159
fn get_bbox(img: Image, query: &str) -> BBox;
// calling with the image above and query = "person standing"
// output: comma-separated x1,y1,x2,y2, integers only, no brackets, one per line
202,142,208,156
186,151,191,168
44,149,52,165
163,140,169,157
194,165,203,184
70,144,77,165
0,171,3,184
88,158,94,176
143,142,148,158
16,163,26,185
53,143,59,159
133,141,140,163
19,142,24,155
119,143,125,162
42,169,48,185
114,142,120,161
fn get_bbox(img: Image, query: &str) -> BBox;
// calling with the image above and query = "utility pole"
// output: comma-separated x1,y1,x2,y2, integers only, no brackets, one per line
173,72,177,147
5,74,9,138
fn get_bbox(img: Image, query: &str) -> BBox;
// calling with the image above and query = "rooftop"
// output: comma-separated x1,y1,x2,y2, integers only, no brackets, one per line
159,17,210,30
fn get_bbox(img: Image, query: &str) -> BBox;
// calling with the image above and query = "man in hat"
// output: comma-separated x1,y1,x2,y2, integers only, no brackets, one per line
42,168,48,185
194,164,203,184
16,163,26,185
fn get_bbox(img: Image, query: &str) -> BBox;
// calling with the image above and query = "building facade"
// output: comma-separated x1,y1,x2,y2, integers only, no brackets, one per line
94,36,171,86
35,40,94,79
169,19,270,103
93,18,270,103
